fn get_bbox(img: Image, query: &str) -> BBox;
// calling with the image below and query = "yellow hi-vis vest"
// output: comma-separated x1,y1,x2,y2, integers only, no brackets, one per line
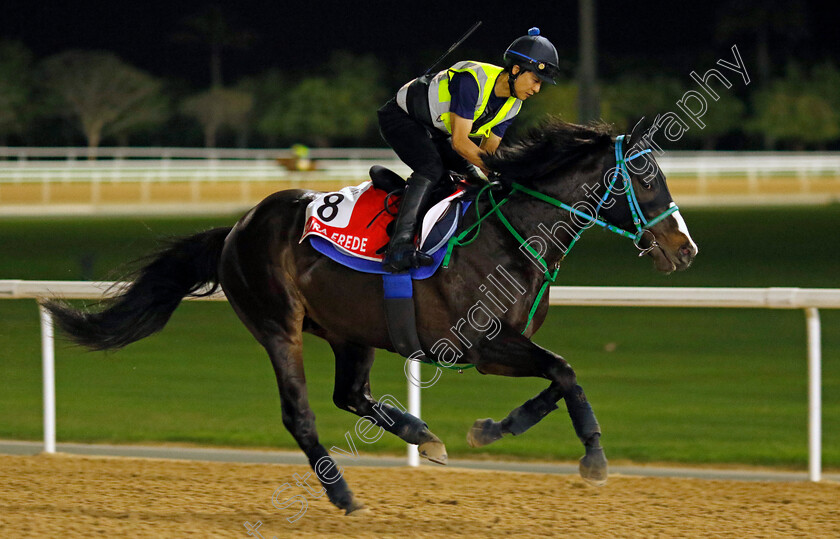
396,61,522,138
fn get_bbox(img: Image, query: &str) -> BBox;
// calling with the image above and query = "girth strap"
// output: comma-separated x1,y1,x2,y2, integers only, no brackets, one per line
382,273,475,370
382,273,424,358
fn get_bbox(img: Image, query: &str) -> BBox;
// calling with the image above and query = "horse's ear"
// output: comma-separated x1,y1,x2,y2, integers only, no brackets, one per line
627,116,647,149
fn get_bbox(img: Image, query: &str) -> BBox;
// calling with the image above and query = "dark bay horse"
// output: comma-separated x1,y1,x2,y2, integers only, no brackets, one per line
46,119,697,514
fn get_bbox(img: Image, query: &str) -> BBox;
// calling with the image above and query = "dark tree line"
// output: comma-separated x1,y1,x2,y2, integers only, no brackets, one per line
1,8,838,153
0,42,389,154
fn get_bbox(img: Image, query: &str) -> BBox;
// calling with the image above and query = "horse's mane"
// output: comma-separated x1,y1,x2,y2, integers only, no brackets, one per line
483,118,614,184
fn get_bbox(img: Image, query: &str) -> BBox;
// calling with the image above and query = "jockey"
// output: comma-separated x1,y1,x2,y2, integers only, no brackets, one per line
378,27,560,272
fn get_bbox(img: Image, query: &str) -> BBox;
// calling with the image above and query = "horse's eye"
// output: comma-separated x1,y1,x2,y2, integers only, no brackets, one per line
641,180,654,191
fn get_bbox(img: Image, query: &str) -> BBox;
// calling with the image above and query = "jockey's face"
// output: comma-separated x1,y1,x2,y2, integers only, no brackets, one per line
512,66,542,100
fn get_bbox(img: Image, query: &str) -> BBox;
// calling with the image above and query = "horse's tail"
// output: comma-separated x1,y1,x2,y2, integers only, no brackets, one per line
44,226,231,351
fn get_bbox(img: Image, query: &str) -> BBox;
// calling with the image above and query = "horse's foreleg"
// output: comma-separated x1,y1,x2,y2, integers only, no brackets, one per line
468,325,607,485
330,340,448,464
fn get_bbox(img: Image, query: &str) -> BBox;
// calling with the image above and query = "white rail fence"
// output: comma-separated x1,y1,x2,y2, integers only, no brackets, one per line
0,147,409,185
2,147,840,184
1,280,836,481
1,149,839,211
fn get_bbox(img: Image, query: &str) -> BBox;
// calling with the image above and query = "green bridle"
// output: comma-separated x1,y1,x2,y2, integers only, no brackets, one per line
511,134,679,256
442,134,680,333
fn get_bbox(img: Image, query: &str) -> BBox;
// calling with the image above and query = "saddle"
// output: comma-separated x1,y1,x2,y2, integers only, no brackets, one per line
368,164,405,193
300,166,475,360
300,167,473,274
369,164,479,212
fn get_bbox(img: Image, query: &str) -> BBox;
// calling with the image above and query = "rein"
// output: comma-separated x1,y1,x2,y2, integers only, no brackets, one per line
442,135,679,333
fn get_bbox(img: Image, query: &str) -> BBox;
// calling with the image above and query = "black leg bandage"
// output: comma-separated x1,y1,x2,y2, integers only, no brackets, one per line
500,390,559,436
564,384,602,446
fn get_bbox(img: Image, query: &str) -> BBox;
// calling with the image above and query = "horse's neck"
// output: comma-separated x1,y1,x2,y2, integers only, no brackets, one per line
498,182,590,271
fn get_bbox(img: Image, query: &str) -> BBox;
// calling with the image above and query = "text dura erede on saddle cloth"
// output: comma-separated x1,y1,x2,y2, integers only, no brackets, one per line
301,181,465,264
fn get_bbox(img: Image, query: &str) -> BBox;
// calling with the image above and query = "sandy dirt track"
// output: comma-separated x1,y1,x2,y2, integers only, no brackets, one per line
1,454,838,538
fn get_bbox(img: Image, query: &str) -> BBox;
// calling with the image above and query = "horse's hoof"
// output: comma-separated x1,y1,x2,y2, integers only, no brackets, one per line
344,499,368,516
418,440,448,465
579,447,608,486
467,418,504,448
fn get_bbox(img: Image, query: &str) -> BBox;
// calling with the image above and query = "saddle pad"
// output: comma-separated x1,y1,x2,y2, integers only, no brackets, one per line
301,181,467,278
301,181,390,261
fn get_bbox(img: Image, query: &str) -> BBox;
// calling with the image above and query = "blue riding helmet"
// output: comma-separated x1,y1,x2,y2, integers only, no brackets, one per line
503,27,560,85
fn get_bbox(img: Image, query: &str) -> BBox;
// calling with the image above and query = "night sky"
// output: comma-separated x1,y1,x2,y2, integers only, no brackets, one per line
3,0,838,87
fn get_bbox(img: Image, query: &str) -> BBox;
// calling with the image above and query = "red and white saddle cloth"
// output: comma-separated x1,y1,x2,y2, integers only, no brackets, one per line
300,181,464,262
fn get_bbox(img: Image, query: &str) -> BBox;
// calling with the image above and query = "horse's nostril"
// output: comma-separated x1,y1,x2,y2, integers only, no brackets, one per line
679,244,696,259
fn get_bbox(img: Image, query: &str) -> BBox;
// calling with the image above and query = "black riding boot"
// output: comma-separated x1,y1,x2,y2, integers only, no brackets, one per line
383,174,435,272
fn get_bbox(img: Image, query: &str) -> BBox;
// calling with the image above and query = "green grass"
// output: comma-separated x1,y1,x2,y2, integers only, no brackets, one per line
0,205,838,469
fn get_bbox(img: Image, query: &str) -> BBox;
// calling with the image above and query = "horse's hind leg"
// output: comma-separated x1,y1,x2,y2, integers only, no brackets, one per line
219,232,363,514
330,340,448,464
468,325,607,485
263,337,366,513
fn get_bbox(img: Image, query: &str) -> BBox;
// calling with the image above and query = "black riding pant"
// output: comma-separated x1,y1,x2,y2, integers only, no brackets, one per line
377,99,476,187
